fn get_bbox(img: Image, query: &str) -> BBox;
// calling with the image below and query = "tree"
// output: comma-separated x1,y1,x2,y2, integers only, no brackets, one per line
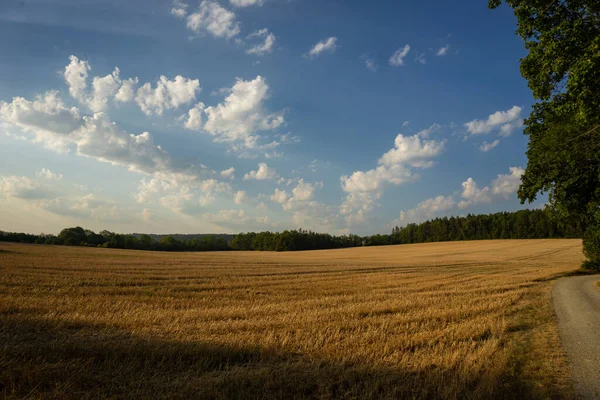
58,227,87,246
490,0,600,269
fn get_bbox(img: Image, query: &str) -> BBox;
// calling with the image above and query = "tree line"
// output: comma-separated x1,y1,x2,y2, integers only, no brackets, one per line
0,227,229,252
0,209,582,253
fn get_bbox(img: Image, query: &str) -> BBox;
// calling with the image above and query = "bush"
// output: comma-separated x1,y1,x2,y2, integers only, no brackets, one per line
582,225,600,271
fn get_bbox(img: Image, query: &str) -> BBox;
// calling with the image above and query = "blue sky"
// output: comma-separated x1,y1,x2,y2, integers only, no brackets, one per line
0,0,543,235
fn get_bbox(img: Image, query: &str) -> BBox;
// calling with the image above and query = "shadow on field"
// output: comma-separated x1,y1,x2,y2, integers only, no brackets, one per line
0,312,550,400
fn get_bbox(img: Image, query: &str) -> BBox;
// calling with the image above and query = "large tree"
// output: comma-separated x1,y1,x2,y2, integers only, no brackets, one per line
490,0,600,269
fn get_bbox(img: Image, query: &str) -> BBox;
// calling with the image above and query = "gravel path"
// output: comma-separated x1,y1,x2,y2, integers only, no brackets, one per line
553,274,600,399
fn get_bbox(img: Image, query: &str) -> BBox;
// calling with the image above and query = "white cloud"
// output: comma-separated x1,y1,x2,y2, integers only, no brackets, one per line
492,167,524,198
389,45,410,66
339,127,446,224
41,193,134,223
395,166,527,225
270,188,289,204
136,75,200,116
75,114,174,175
201,209,272,230
171,0,188,18
398,195,456,224
115,78,139,103
465,106,522,135
220,167,235,179
88,67,122,112
202,76,285,149
64,55,90,101
234,190,247,204
458,177,491,209
436,45,449,56
37,168,63,180
479,140,500,152
271,179,320,212
0,176,49,199
306,37,337,59
291,179,315,202
246,29,276,56
0,91,83,151
0,92,189,178
243,162,277,180
498,119,524,137
183,102,205,130
415,52,426,64
186,1,240,39
229,0,263,7
341,164,413,194
416,123,441,138
64,57,125,112
361,55,377,72
379,133,446,168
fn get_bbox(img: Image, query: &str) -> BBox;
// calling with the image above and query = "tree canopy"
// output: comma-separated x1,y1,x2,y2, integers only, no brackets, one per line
490,0,600,268
0,209,582,253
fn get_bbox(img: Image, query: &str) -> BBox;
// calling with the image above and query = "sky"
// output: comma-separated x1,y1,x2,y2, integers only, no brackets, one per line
0,0,544,235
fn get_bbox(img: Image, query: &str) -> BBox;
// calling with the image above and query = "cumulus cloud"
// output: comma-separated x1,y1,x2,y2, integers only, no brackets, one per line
0,176,49,199
0,91,83,137
243,162,277,180
270,179,320,212
137,176,232,215
41,193,135,223
395,166,527,226
185,1,240,39
202,76,285,148
183,102,205,130
220,167,235,179
271,188,289,204
458,177,492,209
465,106,522,135
115,78,139,103
398,195,456,224
234,190,247,204
305,37,337,59
436,45,449,56
389,45,410,66
246,29,276,56
37,168,63,180
492,166,524,198
171,0,188,17
339,126,446,224
341,164,413,194
230,0,264,7
479,140,500,152
64,57,127,112
87,68,122,112
64,55,90,101
0,91,192,178
379,133,446,168
136,75,200,116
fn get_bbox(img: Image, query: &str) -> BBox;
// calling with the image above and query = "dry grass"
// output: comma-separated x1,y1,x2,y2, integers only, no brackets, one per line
0,239,583,399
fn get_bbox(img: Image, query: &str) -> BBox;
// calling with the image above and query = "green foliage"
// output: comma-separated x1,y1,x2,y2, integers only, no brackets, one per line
230,229,364,251
58,227,87,246
391,209,580,245
0,209,583,253
490,0,600,267
582,226,600,271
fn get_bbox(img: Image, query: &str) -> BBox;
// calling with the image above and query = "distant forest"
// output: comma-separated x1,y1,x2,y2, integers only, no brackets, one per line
0,209,583,252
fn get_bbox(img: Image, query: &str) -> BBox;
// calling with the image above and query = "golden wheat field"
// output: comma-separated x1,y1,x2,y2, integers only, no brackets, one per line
0,239,584,399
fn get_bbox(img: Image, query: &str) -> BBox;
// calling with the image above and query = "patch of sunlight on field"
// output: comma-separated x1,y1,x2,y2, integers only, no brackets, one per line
0,239,583,399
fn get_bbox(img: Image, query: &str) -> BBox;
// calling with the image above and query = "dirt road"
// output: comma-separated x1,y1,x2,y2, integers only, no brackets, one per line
553,275,600,399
